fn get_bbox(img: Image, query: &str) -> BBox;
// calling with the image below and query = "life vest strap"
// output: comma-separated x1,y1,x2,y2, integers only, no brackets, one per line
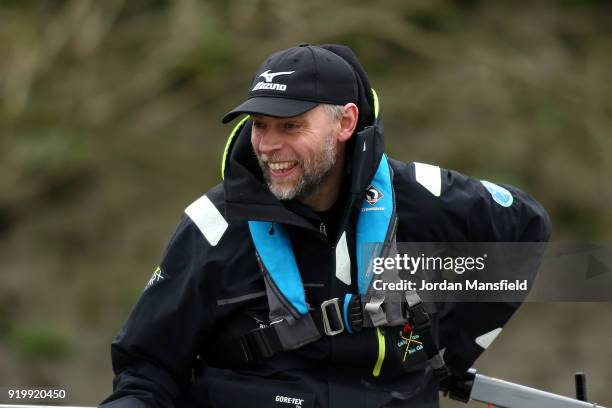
207,294,448,382
205,298,340,368
203,323,282,368
363,295,389,327
341,294,450,382
406,301,450,381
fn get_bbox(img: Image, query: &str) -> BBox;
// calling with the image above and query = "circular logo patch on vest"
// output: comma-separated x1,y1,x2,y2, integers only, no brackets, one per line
480,180,513,207
365,185,383,205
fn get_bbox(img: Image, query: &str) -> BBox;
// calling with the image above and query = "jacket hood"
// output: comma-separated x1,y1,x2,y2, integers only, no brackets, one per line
220,89,385,229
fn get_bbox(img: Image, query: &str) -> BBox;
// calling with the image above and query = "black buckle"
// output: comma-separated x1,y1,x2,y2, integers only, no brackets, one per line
321,298,344,336
408,302,431,333
240,328,277,362
346,295,364,332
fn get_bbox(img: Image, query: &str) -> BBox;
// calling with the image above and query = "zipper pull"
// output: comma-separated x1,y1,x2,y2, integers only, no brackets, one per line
319,222,327,236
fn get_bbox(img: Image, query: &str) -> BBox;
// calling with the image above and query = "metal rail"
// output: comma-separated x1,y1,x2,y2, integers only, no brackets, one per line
471,372,605,408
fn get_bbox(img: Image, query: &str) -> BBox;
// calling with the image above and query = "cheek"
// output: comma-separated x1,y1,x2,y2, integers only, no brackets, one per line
251,135,259,154
293,135,319,159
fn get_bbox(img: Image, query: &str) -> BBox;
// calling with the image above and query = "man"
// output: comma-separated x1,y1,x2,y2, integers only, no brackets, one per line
102,44,550,407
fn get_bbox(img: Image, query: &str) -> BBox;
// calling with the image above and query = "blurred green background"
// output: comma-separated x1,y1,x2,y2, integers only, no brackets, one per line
0,0,610,406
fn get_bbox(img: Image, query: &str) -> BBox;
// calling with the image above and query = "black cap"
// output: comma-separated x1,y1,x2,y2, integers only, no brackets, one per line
222,44,359,123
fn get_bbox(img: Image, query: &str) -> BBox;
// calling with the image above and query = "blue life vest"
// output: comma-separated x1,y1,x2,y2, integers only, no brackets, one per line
247,154,411,345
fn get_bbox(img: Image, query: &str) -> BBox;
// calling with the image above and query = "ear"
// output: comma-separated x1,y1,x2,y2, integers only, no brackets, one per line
337,103,359,143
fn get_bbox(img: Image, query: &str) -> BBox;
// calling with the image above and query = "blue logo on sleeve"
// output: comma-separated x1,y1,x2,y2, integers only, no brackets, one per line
480,180,513,207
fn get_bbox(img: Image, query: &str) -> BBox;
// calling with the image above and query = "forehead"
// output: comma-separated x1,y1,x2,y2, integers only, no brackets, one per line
252,105,327,122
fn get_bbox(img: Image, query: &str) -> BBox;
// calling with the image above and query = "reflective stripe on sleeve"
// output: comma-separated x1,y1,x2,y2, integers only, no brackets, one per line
414,162,441,197
475,327,503,349
185,195,228,246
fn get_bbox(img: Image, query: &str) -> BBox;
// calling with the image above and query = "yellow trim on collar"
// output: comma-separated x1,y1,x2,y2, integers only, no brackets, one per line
221,115,250,180
371,88,380,119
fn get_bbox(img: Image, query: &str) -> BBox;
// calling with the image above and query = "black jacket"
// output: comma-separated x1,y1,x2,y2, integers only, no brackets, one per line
101,109,551,408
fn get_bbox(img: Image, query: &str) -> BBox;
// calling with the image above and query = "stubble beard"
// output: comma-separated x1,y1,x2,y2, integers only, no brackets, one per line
258,132,337,201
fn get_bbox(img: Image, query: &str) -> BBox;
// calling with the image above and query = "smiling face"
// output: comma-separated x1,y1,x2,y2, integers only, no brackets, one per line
251,105,341,202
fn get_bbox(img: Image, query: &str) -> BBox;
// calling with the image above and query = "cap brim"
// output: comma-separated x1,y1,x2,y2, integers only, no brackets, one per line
222,97,319,123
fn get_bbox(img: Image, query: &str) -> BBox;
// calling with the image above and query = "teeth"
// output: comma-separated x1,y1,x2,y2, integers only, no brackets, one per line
268,161,295,171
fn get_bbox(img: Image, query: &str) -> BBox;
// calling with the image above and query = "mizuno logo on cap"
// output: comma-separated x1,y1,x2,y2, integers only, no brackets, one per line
252,70,295,92
259,69,295,82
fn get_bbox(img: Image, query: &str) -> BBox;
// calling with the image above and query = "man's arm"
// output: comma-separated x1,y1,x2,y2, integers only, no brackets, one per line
101,215,218,407
393,161,551,376
434,168,551,375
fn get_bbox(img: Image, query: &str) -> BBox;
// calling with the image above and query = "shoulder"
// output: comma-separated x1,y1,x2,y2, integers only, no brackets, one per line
157,183,258,288
166,183,253,261
389,157,516,209
388,157,550,241
389,158,478,201
182,183,229,247
388,158,447,217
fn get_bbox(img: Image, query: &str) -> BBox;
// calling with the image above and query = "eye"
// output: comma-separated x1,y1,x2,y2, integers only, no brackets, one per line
283,122,300,130
252,120,266,130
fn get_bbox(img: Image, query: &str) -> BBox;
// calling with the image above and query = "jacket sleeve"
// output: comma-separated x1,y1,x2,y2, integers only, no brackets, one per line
100,215,219,408
434,168,552,376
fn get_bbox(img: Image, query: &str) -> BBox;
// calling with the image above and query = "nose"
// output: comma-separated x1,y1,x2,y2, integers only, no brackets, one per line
254,127,284,155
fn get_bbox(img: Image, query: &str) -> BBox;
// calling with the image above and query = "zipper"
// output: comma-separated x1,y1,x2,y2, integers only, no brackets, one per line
319,222,327,237
336,196,354,243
